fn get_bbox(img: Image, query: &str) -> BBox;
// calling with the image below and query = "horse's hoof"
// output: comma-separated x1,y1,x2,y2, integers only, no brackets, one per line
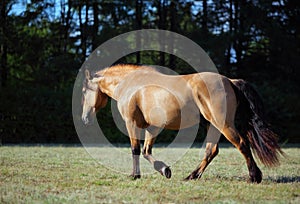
130,174,141,180
249,167,262,183
184,175,192,181
249,174,262,183
154,161,171,179
161,166,172,179
184,170,202,180
184,175,196,180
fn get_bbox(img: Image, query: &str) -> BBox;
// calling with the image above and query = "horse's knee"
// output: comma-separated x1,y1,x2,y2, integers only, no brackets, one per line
132,147,141,156
142,144,152,157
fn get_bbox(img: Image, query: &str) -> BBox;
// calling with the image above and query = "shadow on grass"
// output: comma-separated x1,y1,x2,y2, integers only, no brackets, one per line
265,176,300,183
209,175,300,183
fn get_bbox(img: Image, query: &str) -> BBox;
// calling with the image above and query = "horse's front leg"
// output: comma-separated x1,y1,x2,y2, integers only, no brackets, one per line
143,128,171,179
126,120,142,179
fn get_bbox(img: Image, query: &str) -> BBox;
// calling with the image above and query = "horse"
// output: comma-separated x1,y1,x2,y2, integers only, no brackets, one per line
81,64,282,183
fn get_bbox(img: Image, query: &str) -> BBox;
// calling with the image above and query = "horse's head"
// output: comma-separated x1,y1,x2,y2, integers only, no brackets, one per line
81,70,108,125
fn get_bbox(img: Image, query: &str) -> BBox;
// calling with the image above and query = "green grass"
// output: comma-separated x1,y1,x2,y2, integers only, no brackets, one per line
1,145,299,203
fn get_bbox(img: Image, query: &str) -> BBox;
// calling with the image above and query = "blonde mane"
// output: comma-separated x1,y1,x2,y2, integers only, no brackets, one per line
96,64,156,77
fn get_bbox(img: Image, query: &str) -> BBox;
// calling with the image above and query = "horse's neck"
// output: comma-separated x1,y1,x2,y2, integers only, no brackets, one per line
99,76,119,100
99,69,138,100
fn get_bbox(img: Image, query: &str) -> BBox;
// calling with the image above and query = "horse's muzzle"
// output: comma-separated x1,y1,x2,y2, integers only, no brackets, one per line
82,107,96,125
82,116,90,125
82,113,96,126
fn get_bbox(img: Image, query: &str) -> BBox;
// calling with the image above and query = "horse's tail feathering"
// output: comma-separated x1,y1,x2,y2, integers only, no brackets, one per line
231,79,283,167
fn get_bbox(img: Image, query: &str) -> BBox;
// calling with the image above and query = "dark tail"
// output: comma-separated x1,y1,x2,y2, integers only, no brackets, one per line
231,79,283,167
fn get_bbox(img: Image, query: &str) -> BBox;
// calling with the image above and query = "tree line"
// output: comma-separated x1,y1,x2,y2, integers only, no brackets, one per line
0,0,299,143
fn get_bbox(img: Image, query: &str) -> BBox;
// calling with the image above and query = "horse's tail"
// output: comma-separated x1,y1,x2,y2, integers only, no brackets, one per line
231,79,282,167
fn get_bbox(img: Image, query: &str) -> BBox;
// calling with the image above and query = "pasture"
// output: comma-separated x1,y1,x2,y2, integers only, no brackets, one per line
1,145,299,203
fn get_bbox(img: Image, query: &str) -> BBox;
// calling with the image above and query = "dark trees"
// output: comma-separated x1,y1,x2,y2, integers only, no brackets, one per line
0,0,299,143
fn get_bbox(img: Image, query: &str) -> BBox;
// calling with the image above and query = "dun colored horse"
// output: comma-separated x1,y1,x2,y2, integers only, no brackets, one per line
81,64,282,183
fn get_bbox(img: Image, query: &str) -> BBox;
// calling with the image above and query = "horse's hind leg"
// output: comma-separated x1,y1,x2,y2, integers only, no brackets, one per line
221,125,262,183
142,128,171,179
185,125,220,180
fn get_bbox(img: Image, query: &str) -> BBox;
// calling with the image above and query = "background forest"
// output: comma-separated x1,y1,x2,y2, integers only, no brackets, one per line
0,0,299,144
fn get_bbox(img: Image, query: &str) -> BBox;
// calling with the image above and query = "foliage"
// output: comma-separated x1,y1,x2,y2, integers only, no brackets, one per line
0,0,299,143
0,86,77,143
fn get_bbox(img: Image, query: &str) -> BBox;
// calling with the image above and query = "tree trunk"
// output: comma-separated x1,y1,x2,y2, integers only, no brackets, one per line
169,1,176,69
92,2,99,50
0,44,7,88
135,0,143,64
233,0,242,69
225,0,234,74
0,1,10,87
79,1,88,62
64,0,72,53
202,0,208,36
158,0,167,66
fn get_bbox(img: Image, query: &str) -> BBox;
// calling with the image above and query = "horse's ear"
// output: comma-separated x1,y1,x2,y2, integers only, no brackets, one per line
91,74,103,83
85,69,91,80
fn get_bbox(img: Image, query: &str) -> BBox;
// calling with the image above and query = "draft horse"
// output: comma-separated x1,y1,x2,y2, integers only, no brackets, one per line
81,64,282,183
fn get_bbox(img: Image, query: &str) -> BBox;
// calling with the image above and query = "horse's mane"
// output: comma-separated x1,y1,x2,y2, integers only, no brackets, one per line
95,64,156,77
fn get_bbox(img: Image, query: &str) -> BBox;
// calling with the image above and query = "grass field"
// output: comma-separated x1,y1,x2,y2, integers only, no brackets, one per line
1,145,299,203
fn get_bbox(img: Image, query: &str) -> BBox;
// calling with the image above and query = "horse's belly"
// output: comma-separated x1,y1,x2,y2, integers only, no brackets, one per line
164,114,200,130
145,101,200,130
165,106,200,130
135,83,200,130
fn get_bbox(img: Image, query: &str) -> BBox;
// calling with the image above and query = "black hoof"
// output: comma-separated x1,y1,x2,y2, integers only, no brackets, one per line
161,166,172,179
184,175,192,181
184,175,196,181
130,174,141,180
154,161,171,179
250,174,262,184
185,170,202,180
249,167,262,183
